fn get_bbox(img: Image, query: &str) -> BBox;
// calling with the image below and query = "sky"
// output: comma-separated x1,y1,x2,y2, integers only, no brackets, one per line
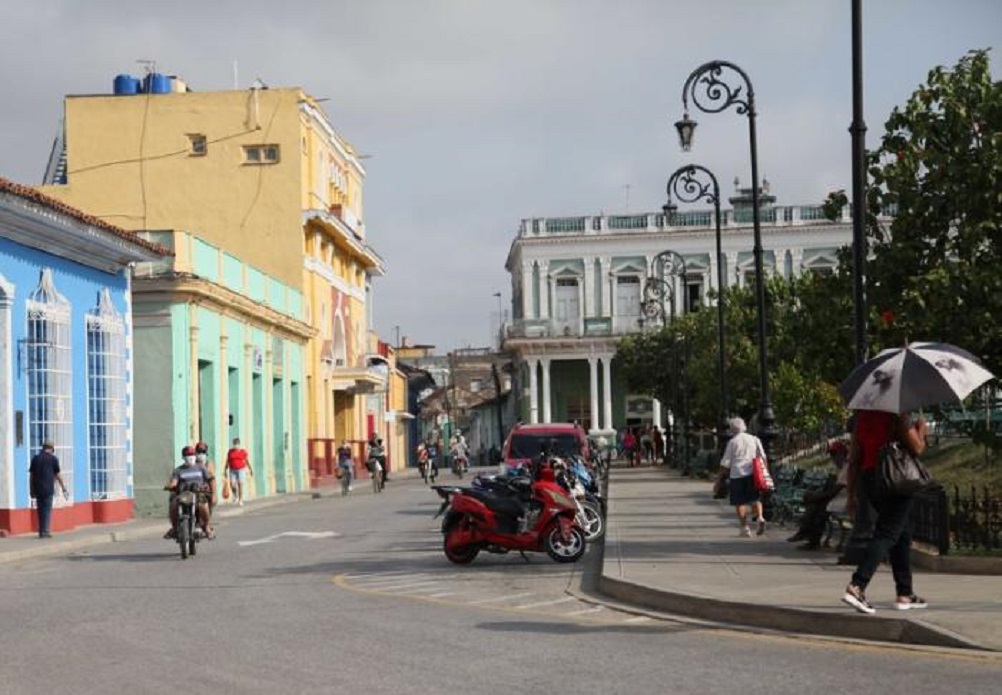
0,1,998,352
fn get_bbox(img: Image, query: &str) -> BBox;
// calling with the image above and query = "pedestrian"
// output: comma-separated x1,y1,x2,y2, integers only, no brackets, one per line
653,426,665,464
841,410,929,614
640,427,654,463
717,417,767,537
224,437,253,506
29,440,68,538
621,429,637,467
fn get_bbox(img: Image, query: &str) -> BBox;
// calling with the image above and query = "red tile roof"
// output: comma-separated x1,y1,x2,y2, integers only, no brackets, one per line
0,175,172,257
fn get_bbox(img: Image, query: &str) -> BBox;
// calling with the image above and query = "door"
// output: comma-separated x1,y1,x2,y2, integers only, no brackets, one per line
615,276,640,332
554,279,580,335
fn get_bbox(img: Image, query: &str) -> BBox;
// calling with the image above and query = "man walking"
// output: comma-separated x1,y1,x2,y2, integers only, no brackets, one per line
29,440,67,538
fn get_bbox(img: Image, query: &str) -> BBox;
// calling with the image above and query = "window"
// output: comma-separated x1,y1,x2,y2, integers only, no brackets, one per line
86,289,127,500
26,269,74,499
470,379,482,394
685,276,703,311
187,134,207,156
243,144,280,164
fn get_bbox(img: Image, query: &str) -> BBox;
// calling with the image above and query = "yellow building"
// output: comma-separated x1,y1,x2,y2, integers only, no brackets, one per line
39,76,394,491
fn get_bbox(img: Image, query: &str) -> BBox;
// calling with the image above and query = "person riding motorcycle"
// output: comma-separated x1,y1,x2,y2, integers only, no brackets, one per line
367,437,387,482
165,445,215,540
450,431,469,473
193,441,217,509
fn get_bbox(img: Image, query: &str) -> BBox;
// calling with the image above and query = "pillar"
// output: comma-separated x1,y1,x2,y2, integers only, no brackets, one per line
528,358,540,424
601,355,613,431
588,357,599,433
541,357,552,423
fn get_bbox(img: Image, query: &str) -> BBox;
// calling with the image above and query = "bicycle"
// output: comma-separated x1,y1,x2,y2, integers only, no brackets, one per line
369,458,384,494
339,465,353,496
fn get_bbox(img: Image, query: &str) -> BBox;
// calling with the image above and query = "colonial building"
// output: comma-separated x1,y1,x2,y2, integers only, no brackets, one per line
0,177,168,534
502,185,875,434
38,72,396,504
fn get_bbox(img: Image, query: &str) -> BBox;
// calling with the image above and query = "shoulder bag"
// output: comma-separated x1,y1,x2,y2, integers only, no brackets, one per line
876,441,934,495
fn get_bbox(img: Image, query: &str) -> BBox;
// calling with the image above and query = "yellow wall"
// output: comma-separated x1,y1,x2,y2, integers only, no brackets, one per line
41,88,306,288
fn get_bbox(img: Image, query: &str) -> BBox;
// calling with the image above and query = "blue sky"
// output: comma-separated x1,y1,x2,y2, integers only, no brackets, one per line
0,0,997,351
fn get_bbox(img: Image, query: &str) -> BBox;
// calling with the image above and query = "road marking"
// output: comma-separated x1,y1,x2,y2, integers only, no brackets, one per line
565,606,606,616
427,592,458,598
371,580,441,592
237,531,339,546
515,596,576,610
623,616,651,623
468,592,533,605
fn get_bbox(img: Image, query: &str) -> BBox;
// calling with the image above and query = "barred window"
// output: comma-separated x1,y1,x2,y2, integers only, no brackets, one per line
26,269,74,501
87,289,127,500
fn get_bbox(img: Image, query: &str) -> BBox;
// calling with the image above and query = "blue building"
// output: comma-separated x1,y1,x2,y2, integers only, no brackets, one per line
0,177,168,535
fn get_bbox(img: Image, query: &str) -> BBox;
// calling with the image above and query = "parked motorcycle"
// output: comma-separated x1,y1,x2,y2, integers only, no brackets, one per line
432,475,586,565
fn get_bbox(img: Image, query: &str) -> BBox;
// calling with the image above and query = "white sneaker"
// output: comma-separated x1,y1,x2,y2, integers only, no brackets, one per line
740,526,752,538
842,585,875,615
348,485,353,492
238,500,244,507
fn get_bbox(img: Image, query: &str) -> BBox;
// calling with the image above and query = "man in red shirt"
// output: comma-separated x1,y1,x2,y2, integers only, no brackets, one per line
224,437,254,506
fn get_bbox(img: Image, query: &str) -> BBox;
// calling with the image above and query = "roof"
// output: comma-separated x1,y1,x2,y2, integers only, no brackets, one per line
0,176,172,257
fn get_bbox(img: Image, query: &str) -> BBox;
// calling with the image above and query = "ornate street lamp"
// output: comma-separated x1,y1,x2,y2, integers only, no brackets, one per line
641,251,689,469
664,164,729,452
677,60,776,460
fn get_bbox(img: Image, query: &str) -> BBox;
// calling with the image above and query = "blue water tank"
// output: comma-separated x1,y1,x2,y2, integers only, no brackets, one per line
144,72,171,94
113,74,140,95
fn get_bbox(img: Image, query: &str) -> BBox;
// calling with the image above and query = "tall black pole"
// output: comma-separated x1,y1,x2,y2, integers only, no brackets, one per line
850,0,868,365
664,164,728,451
678,60,774,459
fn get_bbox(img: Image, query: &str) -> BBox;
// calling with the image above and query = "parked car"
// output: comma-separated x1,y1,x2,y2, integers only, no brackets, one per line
501,423,590,473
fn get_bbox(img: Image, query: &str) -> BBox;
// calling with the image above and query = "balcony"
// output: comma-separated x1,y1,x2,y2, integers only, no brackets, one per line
504,316,639,340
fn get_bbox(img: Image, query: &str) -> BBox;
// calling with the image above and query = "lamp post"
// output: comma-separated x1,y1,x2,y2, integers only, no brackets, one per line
640,250,689,469
664,164,729,451
676,60,776,460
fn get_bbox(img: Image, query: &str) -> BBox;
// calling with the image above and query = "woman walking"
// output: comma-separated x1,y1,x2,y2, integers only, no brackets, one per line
841,410,928,614
717,417,767,537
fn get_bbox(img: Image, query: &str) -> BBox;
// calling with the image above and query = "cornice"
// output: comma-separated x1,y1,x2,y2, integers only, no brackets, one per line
133,274,317,343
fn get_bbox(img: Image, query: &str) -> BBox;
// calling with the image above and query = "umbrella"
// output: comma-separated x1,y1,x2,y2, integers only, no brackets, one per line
839,342,996,414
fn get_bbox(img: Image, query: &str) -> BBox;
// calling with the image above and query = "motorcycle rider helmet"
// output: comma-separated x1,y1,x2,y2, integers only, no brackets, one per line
181,445,196,457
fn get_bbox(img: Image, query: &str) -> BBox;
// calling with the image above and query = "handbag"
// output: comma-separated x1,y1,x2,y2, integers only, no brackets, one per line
221,478,231,500
752,457,775,492
334,467,344,479
876,441,934,495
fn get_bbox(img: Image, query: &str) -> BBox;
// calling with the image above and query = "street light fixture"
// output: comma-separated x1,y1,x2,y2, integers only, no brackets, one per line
664,164,729,451
678,59,776,460
640,250,689,469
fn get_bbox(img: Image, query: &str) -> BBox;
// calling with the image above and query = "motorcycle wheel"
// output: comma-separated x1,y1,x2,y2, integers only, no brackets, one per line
544,524,586,563
178,519,190,560
443,532,480,565
189,534,197,557
579,503,605,541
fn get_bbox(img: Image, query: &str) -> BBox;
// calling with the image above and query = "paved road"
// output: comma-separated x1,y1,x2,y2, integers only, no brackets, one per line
0,473,998,694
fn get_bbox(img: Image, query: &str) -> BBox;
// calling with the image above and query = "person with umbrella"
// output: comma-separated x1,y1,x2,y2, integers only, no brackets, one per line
838,342,994,614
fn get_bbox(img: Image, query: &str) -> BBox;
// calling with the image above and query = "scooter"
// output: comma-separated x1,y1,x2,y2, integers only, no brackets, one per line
432,474,586,565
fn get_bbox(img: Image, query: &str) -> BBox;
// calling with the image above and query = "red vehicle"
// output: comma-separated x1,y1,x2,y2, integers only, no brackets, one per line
433,475,586,564
501,423,590,474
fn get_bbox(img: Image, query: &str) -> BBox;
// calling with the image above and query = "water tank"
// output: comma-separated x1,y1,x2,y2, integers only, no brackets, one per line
113,74,140,95
144,72,172,94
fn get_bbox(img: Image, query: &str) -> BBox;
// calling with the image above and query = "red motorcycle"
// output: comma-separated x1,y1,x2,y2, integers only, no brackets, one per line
432,476,586,565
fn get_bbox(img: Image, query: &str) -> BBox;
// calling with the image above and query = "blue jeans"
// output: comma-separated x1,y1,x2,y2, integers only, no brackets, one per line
851,472,914,596
36,494,54,536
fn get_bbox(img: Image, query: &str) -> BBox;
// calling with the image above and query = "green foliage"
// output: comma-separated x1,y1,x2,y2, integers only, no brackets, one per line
865,49,1002,369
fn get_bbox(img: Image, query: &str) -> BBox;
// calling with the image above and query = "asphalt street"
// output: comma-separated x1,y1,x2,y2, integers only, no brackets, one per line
0,472,998,694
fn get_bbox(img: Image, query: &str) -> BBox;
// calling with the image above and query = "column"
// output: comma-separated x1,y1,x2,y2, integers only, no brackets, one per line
219,333,230,445
539,261,550,319
528,358,540,424
588,357,599,433
582,256,594,319
601,355,613,431
541,358,552,423
652,398,662,429
522,261,534,319
599,257,611,317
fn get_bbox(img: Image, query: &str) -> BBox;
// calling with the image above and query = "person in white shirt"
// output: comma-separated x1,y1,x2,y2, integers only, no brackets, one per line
717,417,767,537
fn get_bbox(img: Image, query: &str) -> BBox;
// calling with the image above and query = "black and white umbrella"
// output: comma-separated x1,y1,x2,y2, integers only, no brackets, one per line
839,342,995,413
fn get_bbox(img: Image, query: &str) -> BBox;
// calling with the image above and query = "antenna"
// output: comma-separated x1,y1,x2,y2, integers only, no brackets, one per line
233,60,239,89
137,58,156,75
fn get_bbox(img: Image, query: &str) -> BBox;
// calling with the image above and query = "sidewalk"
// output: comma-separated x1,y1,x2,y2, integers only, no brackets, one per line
599,465,1002,652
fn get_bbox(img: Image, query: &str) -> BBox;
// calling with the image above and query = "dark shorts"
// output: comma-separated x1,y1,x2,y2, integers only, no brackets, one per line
729,475,759,507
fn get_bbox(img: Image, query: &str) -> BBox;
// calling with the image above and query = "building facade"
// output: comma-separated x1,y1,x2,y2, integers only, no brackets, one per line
38,75,393,500
503,187,875,434
0,177,168,534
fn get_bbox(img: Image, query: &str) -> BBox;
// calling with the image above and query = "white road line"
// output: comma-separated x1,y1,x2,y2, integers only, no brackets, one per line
623,616,651,623
515,596,576,610
355,574,429,585
564,606,606,616
427,592,457,598
468,592,533,605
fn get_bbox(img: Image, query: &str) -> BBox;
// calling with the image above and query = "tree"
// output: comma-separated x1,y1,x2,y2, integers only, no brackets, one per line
864,49,1002,369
